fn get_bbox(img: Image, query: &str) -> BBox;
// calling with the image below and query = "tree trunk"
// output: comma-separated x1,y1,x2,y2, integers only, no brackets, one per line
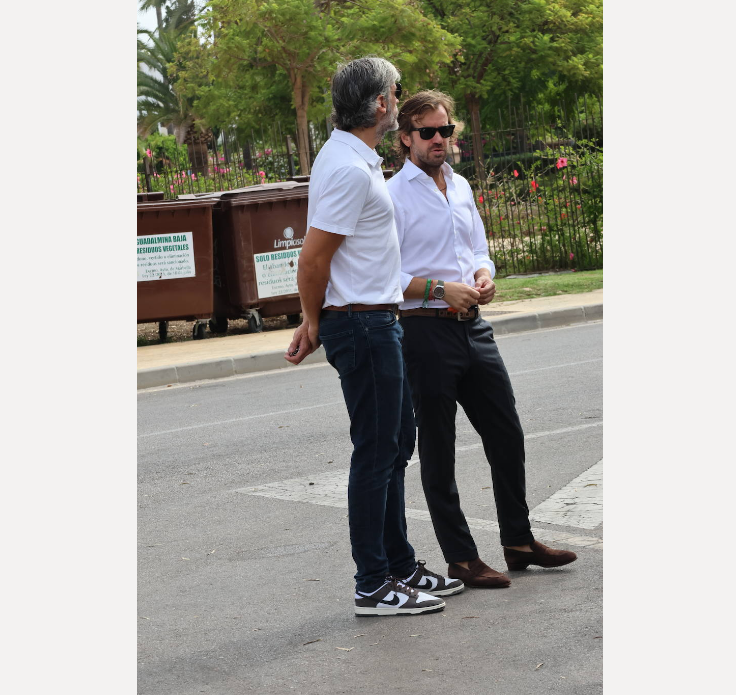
466,93,485,185
155,5,164,33
187,142,209,175
292,71,311,176
184,126,212,176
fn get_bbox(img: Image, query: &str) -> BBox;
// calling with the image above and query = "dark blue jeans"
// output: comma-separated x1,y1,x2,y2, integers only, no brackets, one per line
319,309,417,593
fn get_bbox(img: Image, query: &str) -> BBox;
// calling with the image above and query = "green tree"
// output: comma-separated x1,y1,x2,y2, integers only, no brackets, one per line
421,0,602,182
205,0,460,174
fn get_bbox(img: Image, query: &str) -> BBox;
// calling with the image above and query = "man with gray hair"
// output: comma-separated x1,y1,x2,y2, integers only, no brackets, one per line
285,58,462,616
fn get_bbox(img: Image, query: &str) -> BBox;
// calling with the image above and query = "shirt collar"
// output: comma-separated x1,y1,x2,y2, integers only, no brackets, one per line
401,158,454,181
330,129,382,168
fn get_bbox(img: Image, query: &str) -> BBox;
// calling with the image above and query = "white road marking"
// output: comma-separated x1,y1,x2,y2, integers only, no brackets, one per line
235,458,603,551
137,401,344,438
529,460,603,529
508,358,602,377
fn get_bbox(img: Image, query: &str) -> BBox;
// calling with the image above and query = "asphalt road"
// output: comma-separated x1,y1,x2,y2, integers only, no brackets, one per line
138,321,603,694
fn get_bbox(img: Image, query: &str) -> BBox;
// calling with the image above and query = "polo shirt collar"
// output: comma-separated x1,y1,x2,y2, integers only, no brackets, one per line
401,158,454,181
330,129,382,168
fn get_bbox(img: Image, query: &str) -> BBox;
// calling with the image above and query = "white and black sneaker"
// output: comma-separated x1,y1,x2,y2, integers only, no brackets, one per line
402,560,465,596
354,577,446,616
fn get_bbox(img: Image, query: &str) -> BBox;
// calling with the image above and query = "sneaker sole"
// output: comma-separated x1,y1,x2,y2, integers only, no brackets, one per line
355,602,446,616
424,583,465,596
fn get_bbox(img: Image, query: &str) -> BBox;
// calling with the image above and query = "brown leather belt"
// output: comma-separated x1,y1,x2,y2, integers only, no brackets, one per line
399,305,480,321
323,304,398,312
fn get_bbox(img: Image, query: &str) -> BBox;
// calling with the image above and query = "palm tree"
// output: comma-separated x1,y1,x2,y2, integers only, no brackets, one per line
137,25,211,173
139,0,165,34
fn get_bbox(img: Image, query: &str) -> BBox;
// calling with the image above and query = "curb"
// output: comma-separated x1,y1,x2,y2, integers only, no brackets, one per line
137,303,602,390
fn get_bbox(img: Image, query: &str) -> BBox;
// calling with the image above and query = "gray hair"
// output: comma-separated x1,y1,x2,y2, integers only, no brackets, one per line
330,57,400,131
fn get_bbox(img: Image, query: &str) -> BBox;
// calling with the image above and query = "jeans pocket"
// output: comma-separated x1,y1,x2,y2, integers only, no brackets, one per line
319,329,357,377
360,311,397,331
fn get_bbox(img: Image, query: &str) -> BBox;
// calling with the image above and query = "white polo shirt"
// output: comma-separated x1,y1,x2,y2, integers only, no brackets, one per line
307,129,403,307
387,159,495,310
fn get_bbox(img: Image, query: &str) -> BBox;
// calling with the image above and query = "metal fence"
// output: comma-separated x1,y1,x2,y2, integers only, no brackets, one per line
138,95,602,276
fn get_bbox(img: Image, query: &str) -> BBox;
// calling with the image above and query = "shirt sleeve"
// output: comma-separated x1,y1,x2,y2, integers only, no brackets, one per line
388,182,414,291
310,166,371,236
469,185,496,279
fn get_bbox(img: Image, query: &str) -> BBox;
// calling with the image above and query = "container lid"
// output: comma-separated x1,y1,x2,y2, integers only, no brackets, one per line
177,181,308,202
137,198,217,212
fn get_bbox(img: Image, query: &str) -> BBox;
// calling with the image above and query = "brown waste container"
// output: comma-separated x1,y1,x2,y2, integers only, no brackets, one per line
189,182,309,334
137,198,216,341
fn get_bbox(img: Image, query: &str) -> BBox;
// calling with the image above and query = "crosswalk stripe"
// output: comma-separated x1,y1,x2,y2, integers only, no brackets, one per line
529,460,603,529
235,460,603,550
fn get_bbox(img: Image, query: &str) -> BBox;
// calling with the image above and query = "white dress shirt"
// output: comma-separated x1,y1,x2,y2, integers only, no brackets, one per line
387,159,495,310
307,129,403,307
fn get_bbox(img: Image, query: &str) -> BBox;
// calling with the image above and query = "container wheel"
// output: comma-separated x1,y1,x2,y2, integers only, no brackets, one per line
158,321,168,342
247,312,263,334
192,322,207,340
286,313,301,326
209,316,229,334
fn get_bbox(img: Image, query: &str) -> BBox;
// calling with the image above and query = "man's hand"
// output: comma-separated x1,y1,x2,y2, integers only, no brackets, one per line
284,321,319,366
443,282,481,312
474,276,496,304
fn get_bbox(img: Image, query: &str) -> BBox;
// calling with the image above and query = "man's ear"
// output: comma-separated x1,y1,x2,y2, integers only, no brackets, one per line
376,94,387,117
400,132,412,149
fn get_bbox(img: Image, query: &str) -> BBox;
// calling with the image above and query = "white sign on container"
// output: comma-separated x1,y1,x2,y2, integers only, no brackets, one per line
137,232,196,282
253,248,301,298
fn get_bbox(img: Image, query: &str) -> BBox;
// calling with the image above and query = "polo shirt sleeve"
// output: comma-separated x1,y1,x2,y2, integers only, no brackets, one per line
310,166,371,236
469,185,496,279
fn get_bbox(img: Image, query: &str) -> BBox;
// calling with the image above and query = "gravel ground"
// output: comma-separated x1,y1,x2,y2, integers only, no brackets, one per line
137,314,300,346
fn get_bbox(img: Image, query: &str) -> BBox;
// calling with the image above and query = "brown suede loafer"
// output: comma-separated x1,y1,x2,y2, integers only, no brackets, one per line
447,558,511,588
504,540,578,571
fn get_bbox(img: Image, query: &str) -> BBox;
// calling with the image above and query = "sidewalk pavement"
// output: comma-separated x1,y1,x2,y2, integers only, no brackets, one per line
137,289,602,390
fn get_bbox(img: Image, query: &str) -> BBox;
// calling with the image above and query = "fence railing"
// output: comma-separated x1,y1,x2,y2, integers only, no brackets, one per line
137,95,602,276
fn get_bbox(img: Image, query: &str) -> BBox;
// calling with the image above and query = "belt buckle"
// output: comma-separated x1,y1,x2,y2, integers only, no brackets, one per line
456,305,479,322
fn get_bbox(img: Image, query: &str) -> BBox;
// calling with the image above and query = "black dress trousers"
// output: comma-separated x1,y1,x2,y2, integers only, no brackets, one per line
400,315,534,561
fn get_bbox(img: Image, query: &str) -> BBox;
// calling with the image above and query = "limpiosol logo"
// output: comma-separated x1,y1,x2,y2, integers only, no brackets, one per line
274,226,304,249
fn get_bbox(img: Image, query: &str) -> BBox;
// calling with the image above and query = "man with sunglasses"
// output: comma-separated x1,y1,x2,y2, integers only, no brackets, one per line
387,90,577,589
285,62,462,616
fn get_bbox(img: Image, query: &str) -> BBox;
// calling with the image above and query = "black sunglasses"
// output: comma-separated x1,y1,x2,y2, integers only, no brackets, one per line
394,82,402,99
409,124,456,140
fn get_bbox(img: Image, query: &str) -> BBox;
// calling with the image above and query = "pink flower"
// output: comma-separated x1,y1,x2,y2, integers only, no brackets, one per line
478,195,484,204
566,202,570,207
569,252,574,260
265,148,273,155
219,156,225,161
191,174,196,180
513,170,519,177
530,180,539,191
170,185,174,192
562,175,566,181
577,204,581,209
137,176,140,181
572,176,578,185
146,149,152,158
556,157,568,169
258,171,266,177
256,152,263,158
